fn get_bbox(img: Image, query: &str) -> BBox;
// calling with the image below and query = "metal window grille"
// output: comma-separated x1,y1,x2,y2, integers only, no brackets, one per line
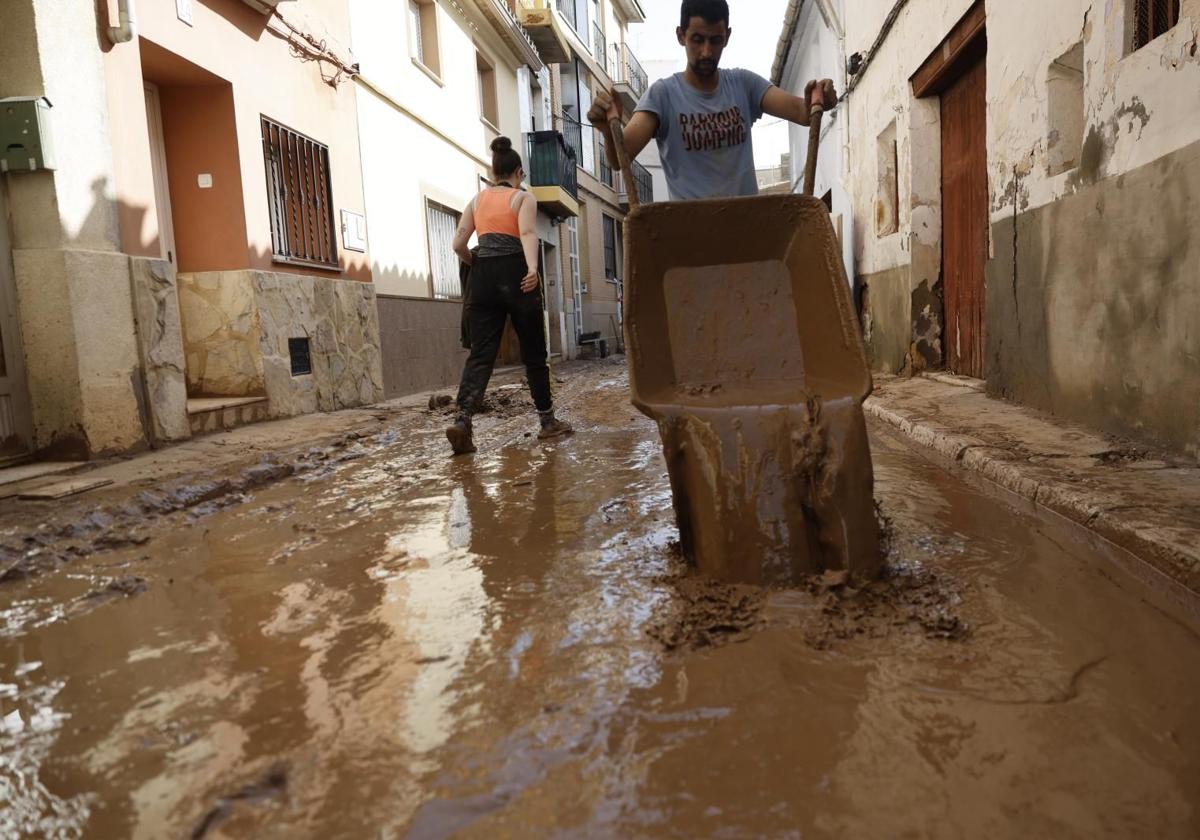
261,117,338,269
288,337,312,376
592,21,607,67
602,214,617,280
426,200,462,300
1133,0,1180,50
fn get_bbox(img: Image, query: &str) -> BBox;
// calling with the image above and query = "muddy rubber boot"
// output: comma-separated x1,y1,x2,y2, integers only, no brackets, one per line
537,413,574,441
446,415,476,456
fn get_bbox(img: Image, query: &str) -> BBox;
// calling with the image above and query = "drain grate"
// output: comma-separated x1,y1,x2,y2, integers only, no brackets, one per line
288,337,312,376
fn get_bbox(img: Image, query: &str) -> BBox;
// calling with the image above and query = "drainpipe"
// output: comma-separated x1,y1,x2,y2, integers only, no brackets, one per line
107,0,138,45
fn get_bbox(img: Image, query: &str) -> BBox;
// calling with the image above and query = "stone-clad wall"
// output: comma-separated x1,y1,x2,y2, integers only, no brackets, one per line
178,270,384,418
129,258,190,445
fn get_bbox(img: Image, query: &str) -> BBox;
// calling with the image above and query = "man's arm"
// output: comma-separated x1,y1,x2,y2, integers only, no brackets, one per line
761,79,838,127
588,89,659,172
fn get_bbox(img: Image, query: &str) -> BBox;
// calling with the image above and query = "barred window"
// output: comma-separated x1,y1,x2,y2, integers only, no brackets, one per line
602,214,618,280
1132,0,1180,51
426,200,462,300
261,116,338,269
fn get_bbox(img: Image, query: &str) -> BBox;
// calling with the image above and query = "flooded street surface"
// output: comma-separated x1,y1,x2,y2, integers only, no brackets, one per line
1,363,1198,838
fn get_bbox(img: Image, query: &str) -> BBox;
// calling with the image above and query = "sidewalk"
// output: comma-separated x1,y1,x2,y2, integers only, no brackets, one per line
866,374,1200,599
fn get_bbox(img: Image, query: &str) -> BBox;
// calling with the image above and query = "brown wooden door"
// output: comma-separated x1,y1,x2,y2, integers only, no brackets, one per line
940,54,988,378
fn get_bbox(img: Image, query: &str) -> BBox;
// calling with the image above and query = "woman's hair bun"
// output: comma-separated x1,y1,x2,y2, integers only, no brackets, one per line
491,136,513,154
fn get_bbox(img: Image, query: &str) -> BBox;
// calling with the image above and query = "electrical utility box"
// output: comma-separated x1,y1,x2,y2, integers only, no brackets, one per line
0,97,56,173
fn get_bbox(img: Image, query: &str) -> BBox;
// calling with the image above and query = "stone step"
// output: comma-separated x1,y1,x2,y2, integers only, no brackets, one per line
187,397,269,437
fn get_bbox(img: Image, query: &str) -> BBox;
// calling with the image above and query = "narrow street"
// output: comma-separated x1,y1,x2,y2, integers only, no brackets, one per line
1,361,1196,838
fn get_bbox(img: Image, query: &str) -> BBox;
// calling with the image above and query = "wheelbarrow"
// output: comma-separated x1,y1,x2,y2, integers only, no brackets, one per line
610,95,882,586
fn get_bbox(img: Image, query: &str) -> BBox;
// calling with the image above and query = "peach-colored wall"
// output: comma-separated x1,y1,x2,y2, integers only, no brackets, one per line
160,84,250,273
102,0,370,280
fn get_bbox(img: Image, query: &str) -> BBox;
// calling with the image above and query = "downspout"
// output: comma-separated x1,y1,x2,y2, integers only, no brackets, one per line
107,0,138,45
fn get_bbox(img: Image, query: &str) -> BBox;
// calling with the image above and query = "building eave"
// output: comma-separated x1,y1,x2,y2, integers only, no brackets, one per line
474,0,545,72
613,0,646,24
771,0,805,86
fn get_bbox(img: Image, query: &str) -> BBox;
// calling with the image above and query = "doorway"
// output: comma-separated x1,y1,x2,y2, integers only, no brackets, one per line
0,181,32,463
940,56,988,377
913,1,988,378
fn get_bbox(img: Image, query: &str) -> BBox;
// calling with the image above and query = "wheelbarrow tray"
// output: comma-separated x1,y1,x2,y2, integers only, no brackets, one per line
622,194,882,585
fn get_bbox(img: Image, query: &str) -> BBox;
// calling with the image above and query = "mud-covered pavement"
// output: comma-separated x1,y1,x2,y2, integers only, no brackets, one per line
1,361,1198,838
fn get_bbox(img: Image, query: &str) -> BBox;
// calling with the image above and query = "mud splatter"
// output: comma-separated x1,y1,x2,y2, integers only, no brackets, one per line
191,763,288,839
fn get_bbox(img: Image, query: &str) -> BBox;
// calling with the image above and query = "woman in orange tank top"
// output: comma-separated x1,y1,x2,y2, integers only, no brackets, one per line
446,137,574,455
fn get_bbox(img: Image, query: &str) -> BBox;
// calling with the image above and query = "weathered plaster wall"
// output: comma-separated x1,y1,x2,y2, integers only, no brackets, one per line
860,265,913,375
180,270,384,416
1,0,148,457
988,135,1200,458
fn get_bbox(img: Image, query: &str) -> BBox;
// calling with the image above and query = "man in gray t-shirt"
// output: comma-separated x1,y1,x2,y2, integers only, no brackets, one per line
589,0,836,201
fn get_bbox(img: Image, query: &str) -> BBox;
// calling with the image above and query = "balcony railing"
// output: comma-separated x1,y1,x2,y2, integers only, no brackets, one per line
592,21,607,68
526,130,579,201
617,159,654,205
611,42,648,101
559,115,585,171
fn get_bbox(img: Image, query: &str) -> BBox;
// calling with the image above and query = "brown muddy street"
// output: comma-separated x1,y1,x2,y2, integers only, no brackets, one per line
1,361,1198,838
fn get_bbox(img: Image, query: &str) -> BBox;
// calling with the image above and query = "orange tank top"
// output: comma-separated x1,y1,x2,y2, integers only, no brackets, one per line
475,187,522,238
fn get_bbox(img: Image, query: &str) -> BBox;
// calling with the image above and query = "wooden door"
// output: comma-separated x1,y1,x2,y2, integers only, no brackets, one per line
0,181,32,463
940,55,988,378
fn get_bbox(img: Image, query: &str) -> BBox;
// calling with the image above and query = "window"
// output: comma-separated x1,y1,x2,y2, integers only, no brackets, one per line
1047,43,1085,176
602,214,618,280
409,0,440,77
477,52,499,128
261,116,338,269
875,121,899,237
426,200,462,300
1132,0,1180,51
598,133,614,188
567,216,583,335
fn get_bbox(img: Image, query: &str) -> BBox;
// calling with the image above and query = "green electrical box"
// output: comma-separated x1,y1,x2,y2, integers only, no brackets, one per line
0,96,56,173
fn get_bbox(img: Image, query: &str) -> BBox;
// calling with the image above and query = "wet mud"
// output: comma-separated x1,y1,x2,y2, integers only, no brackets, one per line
624,195,881,586
0,362,1198,838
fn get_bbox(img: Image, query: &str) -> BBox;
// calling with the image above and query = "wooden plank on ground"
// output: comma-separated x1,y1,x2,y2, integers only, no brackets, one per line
18,477,114,500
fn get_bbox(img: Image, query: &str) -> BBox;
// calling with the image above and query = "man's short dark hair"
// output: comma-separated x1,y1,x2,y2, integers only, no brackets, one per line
680,0,729,30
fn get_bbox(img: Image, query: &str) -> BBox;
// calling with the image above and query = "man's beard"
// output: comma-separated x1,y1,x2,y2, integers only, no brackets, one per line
692,60,718,76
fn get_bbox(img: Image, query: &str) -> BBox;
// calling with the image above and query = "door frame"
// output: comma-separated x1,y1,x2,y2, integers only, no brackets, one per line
0,179,33,464
144,82,178,265
912,0,988,378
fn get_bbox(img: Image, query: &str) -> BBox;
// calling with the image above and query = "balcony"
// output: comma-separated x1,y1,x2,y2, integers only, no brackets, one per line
526,130,579,219
592,21,607,69
617,159,654,207
611,42,648,112
515,0,571,64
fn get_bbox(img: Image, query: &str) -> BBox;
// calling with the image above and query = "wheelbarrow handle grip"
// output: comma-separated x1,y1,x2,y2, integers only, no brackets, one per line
609,117,640,209
803,104,824,197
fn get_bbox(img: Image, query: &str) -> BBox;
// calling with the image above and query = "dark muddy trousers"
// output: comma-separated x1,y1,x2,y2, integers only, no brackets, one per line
456,252,552,415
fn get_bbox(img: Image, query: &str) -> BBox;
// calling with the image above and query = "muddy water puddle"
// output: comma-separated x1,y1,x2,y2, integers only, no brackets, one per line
1,371,1198,838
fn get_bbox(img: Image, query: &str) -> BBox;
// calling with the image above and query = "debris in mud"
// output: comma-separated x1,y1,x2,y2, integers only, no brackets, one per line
647,572,767,652
426,386,530,419
84,576,149,599
798,561,968,650
92,530,152,551
191,762,289,839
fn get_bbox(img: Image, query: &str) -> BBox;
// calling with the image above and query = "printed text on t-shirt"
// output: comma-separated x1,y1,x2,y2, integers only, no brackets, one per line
679,107,747,151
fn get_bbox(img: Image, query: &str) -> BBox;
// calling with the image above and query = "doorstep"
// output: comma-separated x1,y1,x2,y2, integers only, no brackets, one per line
187,396,270,437
865,375,1200,600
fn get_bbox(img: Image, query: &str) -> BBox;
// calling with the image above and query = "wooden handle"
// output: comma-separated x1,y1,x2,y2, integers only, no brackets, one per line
803,104,824,197
609,117,639,209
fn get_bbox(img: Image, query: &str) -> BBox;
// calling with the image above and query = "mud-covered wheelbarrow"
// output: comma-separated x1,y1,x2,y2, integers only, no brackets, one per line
609,101,882,587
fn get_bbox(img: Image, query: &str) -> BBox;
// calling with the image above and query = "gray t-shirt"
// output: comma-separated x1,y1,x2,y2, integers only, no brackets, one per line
635,69,773,201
